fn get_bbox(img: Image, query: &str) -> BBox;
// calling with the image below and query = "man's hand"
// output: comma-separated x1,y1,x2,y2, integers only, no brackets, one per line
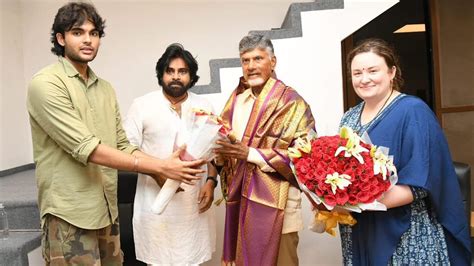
215,140,249,161
149,174,184,192
160,145,206,185
198,180,215,213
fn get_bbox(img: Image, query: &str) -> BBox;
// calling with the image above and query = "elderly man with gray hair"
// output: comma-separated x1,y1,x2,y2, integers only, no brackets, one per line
215,34,316,266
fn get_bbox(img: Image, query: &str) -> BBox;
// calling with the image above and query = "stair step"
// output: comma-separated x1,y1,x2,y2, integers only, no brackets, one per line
5,202,40,230
0,169,41,265
0,231,42,266
0,169,40,230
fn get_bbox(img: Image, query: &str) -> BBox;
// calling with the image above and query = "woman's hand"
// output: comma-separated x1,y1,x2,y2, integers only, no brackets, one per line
378,184,414,209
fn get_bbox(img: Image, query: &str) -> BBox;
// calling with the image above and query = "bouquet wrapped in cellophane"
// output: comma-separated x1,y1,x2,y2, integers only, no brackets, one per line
151,108,234,214
289,127,398,235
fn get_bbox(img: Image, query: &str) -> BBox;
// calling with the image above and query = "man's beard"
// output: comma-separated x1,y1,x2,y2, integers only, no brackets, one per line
162,81,190,98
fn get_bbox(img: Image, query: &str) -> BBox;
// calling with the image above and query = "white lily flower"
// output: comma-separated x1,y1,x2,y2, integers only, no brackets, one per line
294,137,311,154
288,134,313,161
325,172,352,194
335,127,368,164
288,147,302,160
371,147,397,180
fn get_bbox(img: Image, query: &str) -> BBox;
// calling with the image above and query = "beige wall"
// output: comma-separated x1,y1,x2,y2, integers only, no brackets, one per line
1,0,31,170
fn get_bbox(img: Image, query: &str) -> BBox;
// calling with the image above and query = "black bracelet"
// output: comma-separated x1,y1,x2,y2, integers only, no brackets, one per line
206,176,218,188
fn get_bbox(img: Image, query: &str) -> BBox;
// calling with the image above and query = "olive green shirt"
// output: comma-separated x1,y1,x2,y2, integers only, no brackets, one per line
27,57,137,229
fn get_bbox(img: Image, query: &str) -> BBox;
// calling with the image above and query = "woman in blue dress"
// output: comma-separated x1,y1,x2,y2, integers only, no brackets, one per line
339,38,471,265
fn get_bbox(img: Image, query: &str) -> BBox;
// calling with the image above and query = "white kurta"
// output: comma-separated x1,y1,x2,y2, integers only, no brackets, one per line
124,89,216,265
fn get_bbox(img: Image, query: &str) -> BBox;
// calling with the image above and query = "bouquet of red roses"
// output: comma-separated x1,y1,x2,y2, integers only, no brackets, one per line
289,127,397,235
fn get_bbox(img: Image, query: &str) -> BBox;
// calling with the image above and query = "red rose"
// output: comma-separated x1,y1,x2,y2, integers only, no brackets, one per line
324,194,337,206
356,191,371,203
335,190,349,205
360,183,371,192
348,194,358,205
315,186,324,196
305,181,314,191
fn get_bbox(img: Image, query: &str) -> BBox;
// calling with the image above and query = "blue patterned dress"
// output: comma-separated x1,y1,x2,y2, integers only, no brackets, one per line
338,94,470,265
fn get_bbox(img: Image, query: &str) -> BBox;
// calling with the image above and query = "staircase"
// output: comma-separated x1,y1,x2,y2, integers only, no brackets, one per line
0,167,40,266
191,0,344,95
0,0,399,265
193,0,398,137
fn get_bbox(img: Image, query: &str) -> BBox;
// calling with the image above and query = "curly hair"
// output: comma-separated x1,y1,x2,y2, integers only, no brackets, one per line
50,2,106,56
155,44,200,88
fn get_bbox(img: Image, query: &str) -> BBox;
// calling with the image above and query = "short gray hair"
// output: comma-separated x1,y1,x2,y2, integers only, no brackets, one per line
239,34,274,57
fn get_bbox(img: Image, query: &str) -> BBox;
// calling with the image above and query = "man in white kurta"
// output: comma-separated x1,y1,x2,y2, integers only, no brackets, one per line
123,44,216,265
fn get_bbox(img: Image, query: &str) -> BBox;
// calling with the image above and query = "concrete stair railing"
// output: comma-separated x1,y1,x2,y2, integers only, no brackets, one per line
192,0,345,95
193,0,398,137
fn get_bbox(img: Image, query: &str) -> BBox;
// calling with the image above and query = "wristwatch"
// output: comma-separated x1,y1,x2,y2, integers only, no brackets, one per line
206,176,218,188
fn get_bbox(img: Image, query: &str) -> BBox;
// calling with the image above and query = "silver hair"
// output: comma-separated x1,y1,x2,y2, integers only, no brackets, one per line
238,34,274,57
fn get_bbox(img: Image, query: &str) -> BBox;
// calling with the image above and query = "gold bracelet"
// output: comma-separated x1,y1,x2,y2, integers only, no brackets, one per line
133,156,139,172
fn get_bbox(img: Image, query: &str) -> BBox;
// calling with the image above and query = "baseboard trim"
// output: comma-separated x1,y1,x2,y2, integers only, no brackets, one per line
0,163,35,177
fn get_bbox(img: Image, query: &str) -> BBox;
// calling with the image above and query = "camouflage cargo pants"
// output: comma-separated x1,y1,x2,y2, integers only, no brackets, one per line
42,214,123,266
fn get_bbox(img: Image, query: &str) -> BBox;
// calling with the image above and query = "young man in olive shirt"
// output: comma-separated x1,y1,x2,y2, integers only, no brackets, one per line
27,2,204,265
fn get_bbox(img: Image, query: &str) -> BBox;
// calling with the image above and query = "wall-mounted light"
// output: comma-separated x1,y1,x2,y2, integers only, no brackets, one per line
394,24,426,33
